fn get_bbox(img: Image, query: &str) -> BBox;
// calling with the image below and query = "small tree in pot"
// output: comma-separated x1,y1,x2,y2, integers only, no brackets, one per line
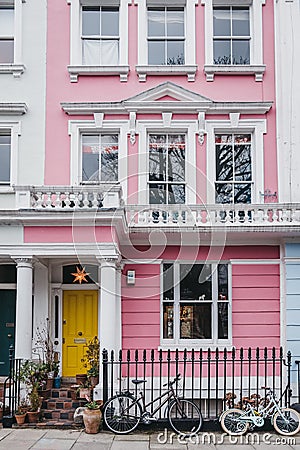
83,398,103,434
19,360,44,423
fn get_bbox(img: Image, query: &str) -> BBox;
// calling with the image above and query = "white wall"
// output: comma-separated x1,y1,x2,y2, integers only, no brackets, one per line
275,0,300,202
0,0,47,190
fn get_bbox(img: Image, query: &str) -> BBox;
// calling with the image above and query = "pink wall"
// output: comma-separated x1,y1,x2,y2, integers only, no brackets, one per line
24,226,118,244
45,1,277,196
121,246,280,351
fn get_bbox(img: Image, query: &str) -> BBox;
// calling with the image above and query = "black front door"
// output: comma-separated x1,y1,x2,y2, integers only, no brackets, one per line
0,290,16,376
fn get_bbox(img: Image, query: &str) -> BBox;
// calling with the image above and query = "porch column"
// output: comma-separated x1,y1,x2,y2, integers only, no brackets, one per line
99,258,118,354
14,257,33,359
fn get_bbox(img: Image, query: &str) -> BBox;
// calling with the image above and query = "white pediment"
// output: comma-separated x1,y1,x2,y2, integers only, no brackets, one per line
124,82,212,104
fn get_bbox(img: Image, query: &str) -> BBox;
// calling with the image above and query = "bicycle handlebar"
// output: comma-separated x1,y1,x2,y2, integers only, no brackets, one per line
163,374,181,387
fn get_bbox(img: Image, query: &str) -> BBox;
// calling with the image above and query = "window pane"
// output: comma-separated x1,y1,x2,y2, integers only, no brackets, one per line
148,8,165,37
234,143,251,181
218,264,228,300
149,184,166,204
0,135,10,183
82,135,99,182
232,40,250,65
0,40,14,63
0,8,14,36
218,302,228,339
215,183,232,204
180,264,212,300
101,8,119,37
213,40,231,65
101,136,118,181
101,40,119,65
213,8,230,37
232,8,249,36
234,183,251,203
149,136,166,181
163,303,174,339
168,184,185,204
180,303,212,339
82,7,100,36
82,39,100,65
163,263,174,300
148,40,165,65
216,144,233,181
0,265,16,283
167,40,184,65
166,9,184,37
168,144,185,182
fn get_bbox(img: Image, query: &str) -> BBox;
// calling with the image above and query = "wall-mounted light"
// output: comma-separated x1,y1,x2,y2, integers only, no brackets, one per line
127,270,135,285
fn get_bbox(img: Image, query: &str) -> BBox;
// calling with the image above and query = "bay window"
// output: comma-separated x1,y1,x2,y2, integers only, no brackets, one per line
162,262,231,345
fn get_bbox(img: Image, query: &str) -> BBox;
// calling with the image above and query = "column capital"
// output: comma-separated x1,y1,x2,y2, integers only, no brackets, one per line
13,257,33,268
97,256,122,266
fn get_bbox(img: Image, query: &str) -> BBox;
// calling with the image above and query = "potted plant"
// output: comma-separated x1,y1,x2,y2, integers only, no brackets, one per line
19,360,44,424
78,380,92,399
81,336,100,388
83,399,103,434
14,400,29,425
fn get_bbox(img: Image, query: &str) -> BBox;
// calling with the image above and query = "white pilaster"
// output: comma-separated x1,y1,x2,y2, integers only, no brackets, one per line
33,263,49,346
14,257,33,359
99,258,119,354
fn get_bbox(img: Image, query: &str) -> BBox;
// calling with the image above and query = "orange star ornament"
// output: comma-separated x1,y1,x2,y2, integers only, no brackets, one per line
71,266,90,284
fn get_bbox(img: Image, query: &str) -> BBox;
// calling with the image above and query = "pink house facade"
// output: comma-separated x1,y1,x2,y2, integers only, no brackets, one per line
0,0,299,398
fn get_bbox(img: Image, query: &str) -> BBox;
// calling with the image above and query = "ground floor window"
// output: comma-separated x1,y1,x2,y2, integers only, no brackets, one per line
162,262,230,345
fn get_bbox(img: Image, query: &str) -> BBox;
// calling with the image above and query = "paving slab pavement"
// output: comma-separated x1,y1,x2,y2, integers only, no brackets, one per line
0,428,298,449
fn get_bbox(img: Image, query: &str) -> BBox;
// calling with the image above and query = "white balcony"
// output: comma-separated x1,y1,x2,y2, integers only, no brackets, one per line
14,184,123,210
125,203,300,228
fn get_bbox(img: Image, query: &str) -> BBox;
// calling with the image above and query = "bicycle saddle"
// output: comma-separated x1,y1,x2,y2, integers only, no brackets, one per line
131,379,147,385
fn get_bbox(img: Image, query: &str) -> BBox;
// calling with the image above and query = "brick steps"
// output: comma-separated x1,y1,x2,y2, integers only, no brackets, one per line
40,386,87,423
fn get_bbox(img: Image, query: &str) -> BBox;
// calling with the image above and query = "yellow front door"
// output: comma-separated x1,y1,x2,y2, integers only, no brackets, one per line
62,290,98,377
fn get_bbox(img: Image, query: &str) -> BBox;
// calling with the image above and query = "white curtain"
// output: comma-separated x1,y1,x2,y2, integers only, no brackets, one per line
83,40,119,65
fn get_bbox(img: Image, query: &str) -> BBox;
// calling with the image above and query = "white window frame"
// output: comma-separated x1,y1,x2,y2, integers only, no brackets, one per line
137,120,197,205
160,261,232,349
68,119,128,199
201,0,266,81
67,0,131,82
0,121,20,190
134,0,198,82
0,0,26,78
206,119,266,204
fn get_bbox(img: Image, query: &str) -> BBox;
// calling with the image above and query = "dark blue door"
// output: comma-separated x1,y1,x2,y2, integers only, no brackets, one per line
0,290,16,376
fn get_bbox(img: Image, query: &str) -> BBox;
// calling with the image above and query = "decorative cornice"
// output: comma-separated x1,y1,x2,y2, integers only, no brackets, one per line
0,64,25,78
67,65,130,83
0,103,27,115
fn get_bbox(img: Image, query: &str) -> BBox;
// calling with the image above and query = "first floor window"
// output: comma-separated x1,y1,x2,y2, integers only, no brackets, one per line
0,6,14,63
213,6,250,65
148,7,185,65
162,262,230,343
148,133,186,204
81,134,118,183
0,132,11,184
82,6,119,65
215,133,252,204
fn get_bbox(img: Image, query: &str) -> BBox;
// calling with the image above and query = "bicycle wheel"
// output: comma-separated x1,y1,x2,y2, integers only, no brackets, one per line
103,394,142,434
220,408,249,436
273,408,300,436
168,398,203,436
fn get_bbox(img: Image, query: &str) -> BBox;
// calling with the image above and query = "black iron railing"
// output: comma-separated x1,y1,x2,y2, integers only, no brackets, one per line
1,345,22,427
295,360,300,403
102,347,292,420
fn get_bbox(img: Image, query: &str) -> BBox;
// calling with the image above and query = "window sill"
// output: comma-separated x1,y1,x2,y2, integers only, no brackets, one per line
204,64,266,82
67,65,130,82
0,186,14,193
159,342,233,352
0,64,25,78
135,65,198,82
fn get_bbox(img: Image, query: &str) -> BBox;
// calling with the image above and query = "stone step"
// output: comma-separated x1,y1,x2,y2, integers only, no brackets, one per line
43,409,76,421
42,399,86,410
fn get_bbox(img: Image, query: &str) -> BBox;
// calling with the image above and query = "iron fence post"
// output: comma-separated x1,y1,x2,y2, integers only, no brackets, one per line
102,348,109,405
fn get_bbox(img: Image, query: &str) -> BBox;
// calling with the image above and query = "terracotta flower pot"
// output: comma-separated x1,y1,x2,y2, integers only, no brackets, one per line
89,376,99,387
76,374,88,385
83,408,102,434
15,413,26,425
27,411,39,423
79,387,91,399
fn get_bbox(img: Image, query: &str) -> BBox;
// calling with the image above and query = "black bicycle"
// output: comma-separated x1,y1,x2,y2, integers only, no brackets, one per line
103,374,203,435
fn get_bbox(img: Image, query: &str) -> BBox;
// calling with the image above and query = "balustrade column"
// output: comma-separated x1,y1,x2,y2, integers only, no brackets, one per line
14,257,33,359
